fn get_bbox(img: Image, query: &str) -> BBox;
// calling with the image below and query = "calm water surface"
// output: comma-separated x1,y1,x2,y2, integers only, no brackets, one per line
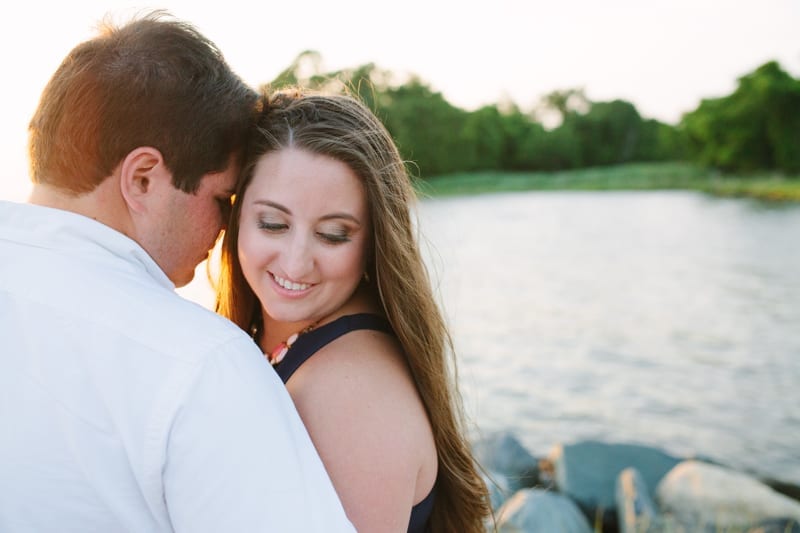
182,190,800,484
416,190,800,485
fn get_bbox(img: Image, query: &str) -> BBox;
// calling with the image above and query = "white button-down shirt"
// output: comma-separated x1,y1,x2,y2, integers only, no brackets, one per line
0,201,353,532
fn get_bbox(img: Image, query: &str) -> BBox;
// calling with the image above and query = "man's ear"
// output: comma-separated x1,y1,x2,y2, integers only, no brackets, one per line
119,147,171,213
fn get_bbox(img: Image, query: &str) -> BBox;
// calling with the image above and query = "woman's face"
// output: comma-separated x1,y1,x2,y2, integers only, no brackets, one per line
237,147,370,329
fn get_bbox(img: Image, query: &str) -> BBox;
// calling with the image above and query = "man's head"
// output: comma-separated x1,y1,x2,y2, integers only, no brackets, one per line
29,11,256,194
28,11,258,286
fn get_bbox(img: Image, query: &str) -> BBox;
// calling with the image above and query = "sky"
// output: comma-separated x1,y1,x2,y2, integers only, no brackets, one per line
1,0,798,202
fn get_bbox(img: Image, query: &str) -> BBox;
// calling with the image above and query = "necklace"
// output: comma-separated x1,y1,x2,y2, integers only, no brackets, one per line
267,320,320,366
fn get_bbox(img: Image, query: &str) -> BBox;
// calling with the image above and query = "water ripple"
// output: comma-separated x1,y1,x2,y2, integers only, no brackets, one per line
421,191,800,484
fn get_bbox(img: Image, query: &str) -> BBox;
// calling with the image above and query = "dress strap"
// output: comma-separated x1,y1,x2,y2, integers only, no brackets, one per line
274,313,393,383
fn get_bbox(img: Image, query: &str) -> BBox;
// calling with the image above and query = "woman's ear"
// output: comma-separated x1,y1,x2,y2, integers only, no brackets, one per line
118,147,170,214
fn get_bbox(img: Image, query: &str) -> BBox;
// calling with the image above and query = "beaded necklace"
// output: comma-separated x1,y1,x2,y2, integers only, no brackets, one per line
266,320,320,366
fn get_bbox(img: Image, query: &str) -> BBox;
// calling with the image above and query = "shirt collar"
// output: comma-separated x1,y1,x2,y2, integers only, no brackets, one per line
0,200,175,290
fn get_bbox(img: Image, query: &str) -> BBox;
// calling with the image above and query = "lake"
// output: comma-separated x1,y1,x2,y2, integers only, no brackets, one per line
180,190,800,485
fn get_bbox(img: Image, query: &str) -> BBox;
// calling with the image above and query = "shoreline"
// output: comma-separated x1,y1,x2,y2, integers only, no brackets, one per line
415,162,800,202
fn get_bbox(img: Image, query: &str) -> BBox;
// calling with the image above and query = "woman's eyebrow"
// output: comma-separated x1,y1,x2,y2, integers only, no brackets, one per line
320,213,361,225
252,199,290,214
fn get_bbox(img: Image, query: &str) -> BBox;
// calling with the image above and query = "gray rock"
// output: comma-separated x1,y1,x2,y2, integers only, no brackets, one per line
549,440,681,530
656,460,800,530
746,518,800,533
473,431,541,492
483,469,513,511
762,478,800,503
495,488,593,533
616,467,659,533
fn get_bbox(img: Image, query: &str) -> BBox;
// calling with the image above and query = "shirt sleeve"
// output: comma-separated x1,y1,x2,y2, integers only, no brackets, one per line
162,336,354,532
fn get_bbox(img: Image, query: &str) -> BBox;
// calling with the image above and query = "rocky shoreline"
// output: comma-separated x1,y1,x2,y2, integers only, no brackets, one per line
473,431,800,532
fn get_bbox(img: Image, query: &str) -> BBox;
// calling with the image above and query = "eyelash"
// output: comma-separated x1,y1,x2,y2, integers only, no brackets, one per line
257,221,350,244
257,221,287,232
318,232,350,244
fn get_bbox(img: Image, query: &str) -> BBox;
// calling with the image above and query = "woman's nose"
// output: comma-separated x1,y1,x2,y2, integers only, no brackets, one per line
281,233,314,280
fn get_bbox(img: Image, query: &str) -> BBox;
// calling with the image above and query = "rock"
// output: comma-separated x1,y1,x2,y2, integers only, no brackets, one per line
656,460,800,530
616,467,659,533
746,518,800,533
495,488,593,533
762,478,800,503
473,431,541,491
483,469,513,511
550,440,681,530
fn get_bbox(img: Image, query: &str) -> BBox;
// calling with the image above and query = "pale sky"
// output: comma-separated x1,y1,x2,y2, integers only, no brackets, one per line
2,0,798,202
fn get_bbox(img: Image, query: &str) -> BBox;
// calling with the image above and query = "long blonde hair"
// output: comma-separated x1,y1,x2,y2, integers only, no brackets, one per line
216,87,491,531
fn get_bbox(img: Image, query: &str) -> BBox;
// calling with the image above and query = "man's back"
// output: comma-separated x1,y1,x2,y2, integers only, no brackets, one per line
0,201,353,531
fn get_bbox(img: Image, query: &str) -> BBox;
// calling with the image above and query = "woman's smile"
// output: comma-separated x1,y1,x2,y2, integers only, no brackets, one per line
271,272,313,293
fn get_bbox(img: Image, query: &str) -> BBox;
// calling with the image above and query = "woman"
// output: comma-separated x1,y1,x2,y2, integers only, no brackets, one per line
216,88,490,532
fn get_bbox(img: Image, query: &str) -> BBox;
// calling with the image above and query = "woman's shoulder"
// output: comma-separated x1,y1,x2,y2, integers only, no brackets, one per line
287,309,427,426
286,311,439,529
298,314,411,392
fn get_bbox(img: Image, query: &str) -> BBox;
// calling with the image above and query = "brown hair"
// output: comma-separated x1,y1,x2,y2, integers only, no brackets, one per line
216,88,491,531
28,10,257,194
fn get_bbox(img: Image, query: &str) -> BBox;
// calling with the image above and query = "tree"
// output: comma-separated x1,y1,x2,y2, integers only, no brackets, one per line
635,119,687,162
495,105,551,170
536,88,590,128
379,79,470,177
267,50,325,89
563,99,643,166
681,61,800,173
460,105,507,171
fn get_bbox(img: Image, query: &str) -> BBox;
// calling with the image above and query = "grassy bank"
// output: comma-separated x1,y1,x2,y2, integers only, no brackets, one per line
414,162,800,202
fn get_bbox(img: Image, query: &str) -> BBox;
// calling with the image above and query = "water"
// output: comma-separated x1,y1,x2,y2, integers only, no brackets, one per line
417,190,800,485
182,190,800,484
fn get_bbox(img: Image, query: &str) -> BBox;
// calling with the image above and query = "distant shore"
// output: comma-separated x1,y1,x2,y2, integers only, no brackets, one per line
416,162,800,202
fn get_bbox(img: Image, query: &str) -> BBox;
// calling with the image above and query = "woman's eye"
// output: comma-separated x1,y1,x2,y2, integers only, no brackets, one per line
317,231,350,244
257,221,288,232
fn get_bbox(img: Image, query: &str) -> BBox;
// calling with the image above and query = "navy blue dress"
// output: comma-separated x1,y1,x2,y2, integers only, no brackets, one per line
274,313,434,533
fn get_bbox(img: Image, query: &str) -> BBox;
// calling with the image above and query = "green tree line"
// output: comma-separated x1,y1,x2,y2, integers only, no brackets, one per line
267,52,800,178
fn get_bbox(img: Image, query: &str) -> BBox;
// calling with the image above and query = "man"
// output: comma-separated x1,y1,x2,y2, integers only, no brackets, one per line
0,12,353,532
